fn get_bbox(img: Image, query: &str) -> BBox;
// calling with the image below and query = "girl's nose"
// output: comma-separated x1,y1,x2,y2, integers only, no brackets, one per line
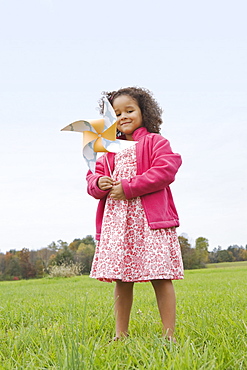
120,112,128,120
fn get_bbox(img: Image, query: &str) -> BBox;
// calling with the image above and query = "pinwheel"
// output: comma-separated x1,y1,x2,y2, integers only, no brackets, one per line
61,97,137,174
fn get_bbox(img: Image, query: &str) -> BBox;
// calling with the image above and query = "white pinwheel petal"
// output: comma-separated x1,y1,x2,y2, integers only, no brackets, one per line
103,97,117,131
61,120,97,134
101,138,138,153
83,141,97,173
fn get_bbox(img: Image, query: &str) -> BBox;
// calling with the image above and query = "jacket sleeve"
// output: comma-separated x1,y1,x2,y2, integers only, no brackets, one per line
86,156,110,199
121,136,182,199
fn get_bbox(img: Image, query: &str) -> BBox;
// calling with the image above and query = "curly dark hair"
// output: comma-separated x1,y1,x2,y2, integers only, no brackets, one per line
99,87,163,134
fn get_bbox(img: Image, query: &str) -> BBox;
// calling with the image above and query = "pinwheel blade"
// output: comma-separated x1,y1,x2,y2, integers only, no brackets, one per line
103,97,117,130
61,120,98,134
83,140,98,174
101,138,138,153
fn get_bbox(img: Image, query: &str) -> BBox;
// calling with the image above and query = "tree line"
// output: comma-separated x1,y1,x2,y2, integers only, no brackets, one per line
179,236,247,269
0,235,246,281
0,236,95,281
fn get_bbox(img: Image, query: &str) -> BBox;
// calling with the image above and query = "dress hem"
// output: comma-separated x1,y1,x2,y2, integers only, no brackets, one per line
90,275,184,283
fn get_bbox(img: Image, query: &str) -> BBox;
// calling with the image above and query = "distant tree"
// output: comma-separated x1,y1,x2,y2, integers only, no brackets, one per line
57,240,69,249
68,239,82,251
239,248,247,261
18,248,36,279
0,253,6,277
47,240,68,252
4,251,21,279
208,247,218,263
75,242,95,273
35,258,45,278
81,235,95,246
218,249,233,262
195,237,209,267
178,236,191,254
227,245,247,261
178,236,199,269
48,253,57,266
47,241,59,252
0,235,95,280
52,244,74,266
69,236,95,251
208,244,247,263
37,248,54,273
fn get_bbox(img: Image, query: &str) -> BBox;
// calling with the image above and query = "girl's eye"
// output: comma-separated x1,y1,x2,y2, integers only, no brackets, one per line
127,110,134,113
116,113,121,117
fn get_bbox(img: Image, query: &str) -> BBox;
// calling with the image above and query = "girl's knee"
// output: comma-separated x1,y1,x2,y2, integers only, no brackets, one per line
151,279,173,292
115,280,134,289
151,279,172,286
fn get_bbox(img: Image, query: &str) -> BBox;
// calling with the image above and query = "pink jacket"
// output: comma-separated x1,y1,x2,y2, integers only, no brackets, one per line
86,127,182,240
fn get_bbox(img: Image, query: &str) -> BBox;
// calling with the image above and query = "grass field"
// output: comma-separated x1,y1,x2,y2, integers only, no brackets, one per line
0,264,246,369
206,260,247,269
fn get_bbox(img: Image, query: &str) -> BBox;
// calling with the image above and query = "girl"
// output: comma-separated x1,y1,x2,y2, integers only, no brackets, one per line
86,87,183,342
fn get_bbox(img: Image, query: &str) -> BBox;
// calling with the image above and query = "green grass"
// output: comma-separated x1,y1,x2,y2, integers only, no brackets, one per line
0,264,247,369
206,260,247,269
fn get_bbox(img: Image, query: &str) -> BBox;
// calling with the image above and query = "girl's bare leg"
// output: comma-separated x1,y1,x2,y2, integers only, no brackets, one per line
151,279,176,339
114,280,134,338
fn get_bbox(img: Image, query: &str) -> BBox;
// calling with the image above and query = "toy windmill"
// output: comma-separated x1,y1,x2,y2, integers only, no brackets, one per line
61,97,137,174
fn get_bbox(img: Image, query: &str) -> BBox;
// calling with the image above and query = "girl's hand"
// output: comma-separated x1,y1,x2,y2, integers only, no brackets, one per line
110,181,126,200
98,176,113,191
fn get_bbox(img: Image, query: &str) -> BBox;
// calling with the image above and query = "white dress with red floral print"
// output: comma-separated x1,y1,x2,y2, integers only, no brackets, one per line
90,145,184,283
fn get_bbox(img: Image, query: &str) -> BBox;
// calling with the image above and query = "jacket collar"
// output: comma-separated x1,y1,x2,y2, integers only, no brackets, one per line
118,127,149,141
132,127,149,140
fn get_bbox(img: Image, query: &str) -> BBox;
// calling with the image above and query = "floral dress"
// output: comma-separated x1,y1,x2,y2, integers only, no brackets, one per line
90,145,184,282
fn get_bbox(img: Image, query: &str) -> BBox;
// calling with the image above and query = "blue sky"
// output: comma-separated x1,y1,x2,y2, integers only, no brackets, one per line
0,0,246,252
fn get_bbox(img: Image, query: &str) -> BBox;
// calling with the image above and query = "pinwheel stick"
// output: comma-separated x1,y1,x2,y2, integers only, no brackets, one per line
105,155,113,178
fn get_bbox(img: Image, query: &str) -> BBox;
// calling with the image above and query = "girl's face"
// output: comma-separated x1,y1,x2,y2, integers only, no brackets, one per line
113,95,142,140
